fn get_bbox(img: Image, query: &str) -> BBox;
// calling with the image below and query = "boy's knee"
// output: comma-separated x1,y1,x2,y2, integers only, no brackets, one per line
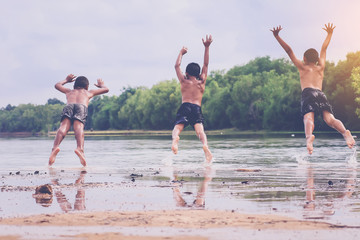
195,128,205,137
57,128,67,137
173,124,184,132
324,115,335,125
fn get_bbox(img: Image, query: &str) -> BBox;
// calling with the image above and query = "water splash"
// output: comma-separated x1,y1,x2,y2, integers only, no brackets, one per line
346,147,357,166
161,153,173,166
202,158,214,168
296,153,311,165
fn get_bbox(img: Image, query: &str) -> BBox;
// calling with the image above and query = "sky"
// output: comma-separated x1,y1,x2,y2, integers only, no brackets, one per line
1,0,360,108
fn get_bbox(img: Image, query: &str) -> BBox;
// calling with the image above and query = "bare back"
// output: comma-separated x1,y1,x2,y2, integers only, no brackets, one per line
271,24,335,92
65,89,93,106
180,76,205,106
175,35,212,107
55,75,109,107
297,63,324,91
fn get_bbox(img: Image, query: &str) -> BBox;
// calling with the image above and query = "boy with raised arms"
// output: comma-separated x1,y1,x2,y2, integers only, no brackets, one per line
171,35,213,163
49,74,109,166
271,23,355,154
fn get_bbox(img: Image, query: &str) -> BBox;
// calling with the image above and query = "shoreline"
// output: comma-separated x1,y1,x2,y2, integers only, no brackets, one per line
1,129,357,138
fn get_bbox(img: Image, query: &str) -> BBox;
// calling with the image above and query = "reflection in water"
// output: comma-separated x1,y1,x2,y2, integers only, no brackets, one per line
32,184,53,207
172,166,212,208
46,169,87,212
341,169,356,199
304,166,356,219
303,167,321,217
32,169,87,212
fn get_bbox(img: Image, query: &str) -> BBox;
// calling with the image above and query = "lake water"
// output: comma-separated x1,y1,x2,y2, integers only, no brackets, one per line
0,134,359,226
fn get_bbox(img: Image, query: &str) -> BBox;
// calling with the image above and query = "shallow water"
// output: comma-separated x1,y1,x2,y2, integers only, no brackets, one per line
0,134,359,226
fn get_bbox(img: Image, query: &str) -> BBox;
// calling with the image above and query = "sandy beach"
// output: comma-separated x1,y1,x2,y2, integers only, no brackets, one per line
1,209,360,239
1,209,345,229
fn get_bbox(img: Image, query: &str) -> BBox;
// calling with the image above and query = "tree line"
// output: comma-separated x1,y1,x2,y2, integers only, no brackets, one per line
1,53,360,133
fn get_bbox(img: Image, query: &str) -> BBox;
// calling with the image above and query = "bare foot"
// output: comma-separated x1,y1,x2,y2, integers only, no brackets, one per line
171,136,180,154
74,149,87,167
49,147,60,166
203,145,213,163
306,135,315,155
343,130,355,149
75,171,87,185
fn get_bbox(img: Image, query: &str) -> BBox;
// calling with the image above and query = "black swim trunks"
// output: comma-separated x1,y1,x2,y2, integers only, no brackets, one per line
301,88,334,116
174,102,204,127
61,104,88,125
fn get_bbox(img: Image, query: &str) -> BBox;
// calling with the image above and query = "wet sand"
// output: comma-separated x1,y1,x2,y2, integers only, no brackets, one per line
1,209,359,239
0,233,207,240
0,209,343,229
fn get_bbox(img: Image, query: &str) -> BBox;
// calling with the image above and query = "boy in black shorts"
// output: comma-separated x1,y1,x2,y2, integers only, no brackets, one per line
171,35,213,163
49,74,109,166
271,23,355,154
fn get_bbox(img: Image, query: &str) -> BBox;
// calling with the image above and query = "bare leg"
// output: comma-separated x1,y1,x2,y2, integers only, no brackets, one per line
323,111,355,149
49,148,60,166
172,175,187,207
194,166,212,207
194,123,213,163
49,118,71,166
172,124,184,154
74,170,86,211
304,167,315,210
303,112,315,155
73,120,86,166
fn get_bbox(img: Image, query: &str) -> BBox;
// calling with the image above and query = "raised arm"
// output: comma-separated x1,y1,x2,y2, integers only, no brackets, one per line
55,74,76,93
271,26,303,68
319,23,335,67
175,47,187,82
89,78,109,97
200,35,213,82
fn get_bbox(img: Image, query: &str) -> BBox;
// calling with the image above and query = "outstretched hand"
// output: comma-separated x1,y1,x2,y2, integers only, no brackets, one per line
323,23,335,34
180,47,188,55
94,78,105,88
65,74,76,83
202,35,213,47
271,26,283,37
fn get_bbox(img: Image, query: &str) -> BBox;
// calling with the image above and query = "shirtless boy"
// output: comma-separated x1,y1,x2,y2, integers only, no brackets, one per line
171,35,213,163
271,23,355,154
49,74,109,166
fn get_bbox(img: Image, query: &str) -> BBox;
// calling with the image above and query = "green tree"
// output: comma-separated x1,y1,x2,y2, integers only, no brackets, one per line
261,71,302,130
143,79,181,129
1,54,359,132
324,52,360,129
118,87,148,129
47,98,65,105
202,80,232,129
351,66,360,118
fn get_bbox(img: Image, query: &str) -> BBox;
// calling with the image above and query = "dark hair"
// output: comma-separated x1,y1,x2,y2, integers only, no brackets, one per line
304,48,319,64
74,76,89,89
186,62,201,79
